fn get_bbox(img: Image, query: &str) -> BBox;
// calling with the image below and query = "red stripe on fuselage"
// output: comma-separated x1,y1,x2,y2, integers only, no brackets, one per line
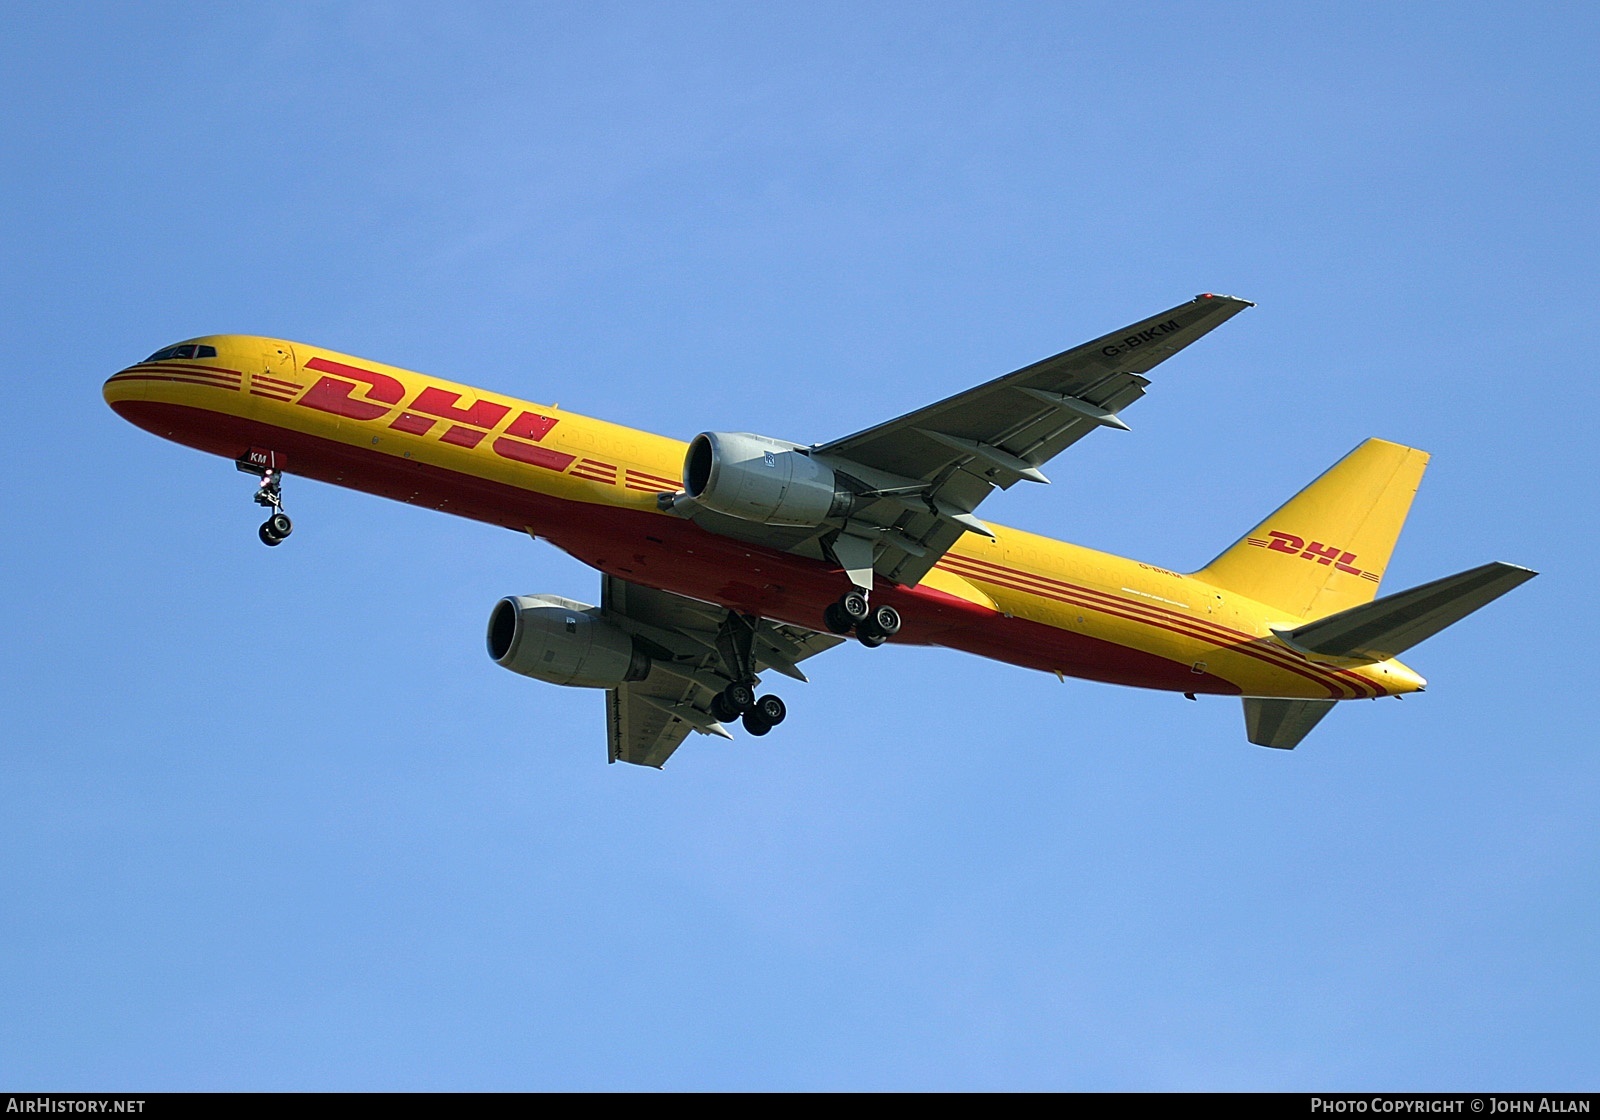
937,553,1373,699
110,373,241,391
937,553,1368,698
936,557,1343,695
115,365,240,382
130,362,244,378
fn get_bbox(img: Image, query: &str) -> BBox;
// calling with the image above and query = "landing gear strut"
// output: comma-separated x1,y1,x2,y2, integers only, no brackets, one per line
823,588,901,647
254,472,293,546
237,450,293,547
710,613,789,737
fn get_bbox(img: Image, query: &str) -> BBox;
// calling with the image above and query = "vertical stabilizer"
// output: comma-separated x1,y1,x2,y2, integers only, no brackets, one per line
1196,439,1429,621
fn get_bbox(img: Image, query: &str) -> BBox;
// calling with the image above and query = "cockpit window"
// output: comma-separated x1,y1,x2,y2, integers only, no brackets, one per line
144,343,217,362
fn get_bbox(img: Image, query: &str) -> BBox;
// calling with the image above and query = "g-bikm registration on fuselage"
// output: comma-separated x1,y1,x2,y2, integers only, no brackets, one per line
105,295,1535,765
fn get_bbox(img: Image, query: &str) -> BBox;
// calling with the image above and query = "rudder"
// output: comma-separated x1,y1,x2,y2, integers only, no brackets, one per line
1196,438,1429,621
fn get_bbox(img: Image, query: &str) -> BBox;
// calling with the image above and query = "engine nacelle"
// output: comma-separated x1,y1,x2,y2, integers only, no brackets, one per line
486,594,651,688
682,431,853,527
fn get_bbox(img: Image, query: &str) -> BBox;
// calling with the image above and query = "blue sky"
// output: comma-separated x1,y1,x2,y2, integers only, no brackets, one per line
2,2,1596,1090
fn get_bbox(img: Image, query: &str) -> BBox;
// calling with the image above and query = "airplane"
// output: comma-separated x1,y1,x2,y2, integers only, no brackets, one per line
104,295,1535,765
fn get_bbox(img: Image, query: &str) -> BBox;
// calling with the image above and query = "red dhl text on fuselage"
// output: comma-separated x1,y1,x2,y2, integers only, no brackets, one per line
102,335,1423,701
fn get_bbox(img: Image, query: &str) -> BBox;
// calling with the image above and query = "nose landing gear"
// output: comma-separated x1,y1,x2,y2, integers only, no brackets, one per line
257,509,293,547
237,450,293,546
254,471,293,546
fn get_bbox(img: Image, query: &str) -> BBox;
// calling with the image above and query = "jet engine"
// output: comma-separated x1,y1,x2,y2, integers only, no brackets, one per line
682,431,854,527
486,594,652,688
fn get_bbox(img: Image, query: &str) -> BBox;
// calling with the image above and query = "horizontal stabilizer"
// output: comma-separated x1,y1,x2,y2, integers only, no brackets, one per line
1274,561,1537,663
1243,698,1337,750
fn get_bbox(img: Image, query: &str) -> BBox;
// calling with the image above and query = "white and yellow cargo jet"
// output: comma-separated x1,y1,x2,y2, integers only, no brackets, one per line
104,295,1534,765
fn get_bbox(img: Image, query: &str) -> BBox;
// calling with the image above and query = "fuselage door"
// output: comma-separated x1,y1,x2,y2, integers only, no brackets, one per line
265,341,297,380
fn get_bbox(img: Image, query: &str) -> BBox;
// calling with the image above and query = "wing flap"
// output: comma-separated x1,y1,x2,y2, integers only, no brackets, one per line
608,676,701,767
816,294,1250,486
600,576,844,767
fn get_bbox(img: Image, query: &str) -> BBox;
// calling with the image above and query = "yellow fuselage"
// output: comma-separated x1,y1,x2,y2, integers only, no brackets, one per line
104,335,1425,701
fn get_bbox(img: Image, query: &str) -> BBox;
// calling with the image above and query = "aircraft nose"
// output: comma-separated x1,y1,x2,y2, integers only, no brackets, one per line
104,339,230,415
104,362,147,415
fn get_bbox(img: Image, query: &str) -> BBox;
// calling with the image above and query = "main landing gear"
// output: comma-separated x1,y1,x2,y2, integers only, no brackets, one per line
237,451,293,547
822,588,901,647
710,613,788,737
710,683,787,737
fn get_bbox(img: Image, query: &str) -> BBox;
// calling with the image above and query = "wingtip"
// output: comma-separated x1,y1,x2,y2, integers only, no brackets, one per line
1197,292,1256,307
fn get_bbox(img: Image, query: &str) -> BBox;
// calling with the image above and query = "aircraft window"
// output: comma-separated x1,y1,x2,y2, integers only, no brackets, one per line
143,343,216,361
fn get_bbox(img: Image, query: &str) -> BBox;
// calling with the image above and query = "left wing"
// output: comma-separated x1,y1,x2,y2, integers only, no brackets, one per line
601,576,844,767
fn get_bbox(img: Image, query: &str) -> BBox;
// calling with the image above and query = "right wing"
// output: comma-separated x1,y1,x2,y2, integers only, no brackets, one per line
601,576,844,767
817,293,1252,482
669,294,1253,590
810,293,1254,586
